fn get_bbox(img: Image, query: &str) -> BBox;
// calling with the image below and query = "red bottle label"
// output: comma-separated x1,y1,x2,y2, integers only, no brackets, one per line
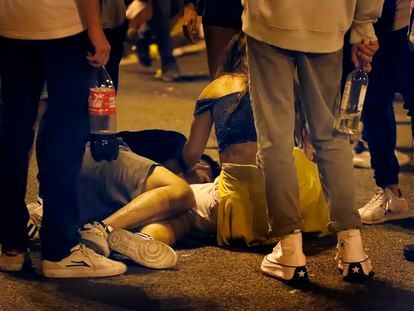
88,87,116,115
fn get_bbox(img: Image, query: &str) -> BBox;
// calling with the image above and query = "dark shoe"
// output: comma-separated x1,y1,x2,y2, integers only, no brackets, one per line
160,62,181,82
404,244,414,261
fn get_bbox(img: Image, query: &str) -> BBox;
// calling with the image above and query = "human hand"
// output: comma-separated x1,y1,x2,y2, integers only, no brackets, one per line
182,3,198,43
351,40,379,73
183,163,211,184
86,27,111,67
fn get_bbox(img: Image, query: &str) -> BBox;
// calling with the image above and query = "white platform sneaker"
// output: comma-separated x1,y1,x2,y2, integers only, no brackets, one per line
336,229,373,281
261,230,308,282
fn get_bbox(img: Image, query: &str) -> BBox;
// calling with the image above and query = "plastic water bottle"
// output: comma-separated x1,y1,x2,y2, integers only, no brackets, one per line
335,67,368,135
88,66,119,161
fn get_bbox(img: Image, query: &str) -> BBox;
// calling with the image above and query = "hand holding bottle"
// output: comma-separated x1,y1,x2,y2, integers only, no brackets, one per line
87,26,111,67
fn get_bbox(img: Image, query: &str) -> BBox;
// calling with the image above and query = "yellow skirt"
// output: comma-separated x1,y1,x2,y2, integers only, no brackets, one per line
217,148,330,247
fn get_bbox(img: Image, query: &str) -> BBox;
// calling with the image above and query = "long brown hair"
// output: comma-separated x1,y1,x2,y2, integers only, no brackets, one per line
219,32,311,155
219,32,248,115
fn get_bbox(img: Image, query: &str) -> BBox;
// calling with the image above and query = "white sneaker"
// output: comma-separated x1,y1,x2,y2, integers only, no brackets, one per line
353,150,371,168
0,249,31,272
352,140,371,168
358,187,412,224
42,244,127,278
336,229,373,280
261,230,308,282
108,229,177,269
79,221,112,257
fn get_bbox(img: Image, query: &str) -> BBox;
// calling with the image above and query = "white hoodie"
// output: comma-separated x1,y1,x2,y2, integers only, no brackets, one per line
242,0,384,53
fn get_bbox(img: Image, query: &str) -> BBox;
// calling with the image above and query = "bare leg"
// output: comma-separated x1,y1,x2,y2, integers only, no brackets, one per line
139,213,192,246
103,166,195,230
203,24,239,78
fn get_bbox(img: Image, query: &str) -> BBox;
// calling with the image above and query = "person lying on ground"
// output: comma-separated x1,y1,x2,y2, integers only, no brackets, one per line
77,141,196,270
27,133,221,269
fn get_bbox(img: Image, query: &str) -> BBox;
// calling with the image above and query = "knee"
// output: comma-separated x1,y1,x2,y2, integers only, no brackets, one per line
171,182,196,213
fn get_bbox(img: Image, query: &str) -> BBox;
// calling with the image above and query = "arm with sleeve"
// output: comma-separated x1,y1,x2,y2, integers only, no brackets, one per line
350,0,385,43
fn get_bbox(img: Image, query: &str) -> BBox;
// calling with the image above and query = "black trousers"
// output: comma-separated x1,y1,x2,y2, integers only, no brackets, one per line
104,23,127,91
361,27,414,187
0,32,95,261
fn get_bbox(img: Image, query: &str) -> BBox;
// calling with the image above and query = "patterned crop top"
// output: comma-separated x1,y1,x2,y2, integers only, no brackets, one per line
194,92,257,152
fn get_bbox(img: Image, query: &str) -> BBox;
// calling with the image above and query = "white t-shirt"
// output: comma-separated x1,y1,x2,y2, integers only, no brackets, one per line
0,0,86,40
393,0,411,31
189,179,219,233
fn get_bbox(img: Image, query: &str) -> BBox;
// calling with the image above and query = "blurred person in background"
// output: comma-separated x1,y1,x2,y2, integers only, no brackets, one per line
128,0,182,81
182,0,243,78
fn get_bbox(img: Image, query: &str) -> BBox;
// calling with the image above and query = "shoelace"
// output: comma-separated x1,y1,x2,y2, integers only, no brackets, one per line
365,188,385,210
74,244,104,260
135,232,152,240
81,222,106,238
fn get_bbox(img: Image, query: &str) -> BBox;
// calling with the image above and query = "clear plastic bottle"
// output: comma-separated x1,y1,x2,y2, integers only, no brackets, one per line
335,67,368,135
88,66,119,161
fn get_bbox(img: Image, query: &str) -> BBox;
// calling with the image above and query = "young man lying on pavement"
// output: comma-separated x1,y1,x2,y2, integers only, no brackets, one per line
27,133,221,270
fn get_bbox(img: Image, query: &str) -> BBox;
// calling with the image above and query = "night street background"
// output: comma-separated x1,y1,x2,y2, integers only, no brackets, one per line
1,51,414,311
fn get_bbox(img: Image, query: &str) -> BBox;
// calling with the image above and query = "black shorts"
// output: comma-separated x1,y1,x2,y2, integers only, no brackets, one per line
199,0,243,30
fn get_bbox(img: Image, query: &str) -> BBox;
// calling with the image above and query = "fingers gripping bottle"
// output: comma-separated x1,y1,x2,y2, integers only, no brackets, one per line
335,67,368,135
88,66,119,161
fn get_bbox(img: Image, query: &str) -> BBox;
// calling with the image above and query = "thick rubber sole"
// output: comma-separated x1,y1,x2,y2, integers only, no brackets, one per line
0,255,31,272
360,208,414,225
261,258,308,283
41,262,126,278
108,229,177,269
339,260,374,282
0,262,24,272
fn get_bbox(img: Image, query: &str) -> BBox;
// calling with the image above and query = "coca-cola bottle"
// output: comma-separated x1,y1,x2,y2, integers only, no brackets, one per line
335,67,368,135
88,66,119,161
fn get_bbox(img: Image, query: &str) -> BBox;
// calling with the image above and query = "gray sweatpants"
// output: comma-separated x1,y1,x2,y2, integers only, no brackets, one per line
247,36,362,237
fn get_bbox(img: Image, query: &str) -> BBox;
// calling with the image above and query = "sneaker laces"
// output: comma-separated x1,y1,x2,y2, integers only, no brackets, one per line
72,244,105,260
365,188,386,210
135,232,153,240
80,222,108,238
